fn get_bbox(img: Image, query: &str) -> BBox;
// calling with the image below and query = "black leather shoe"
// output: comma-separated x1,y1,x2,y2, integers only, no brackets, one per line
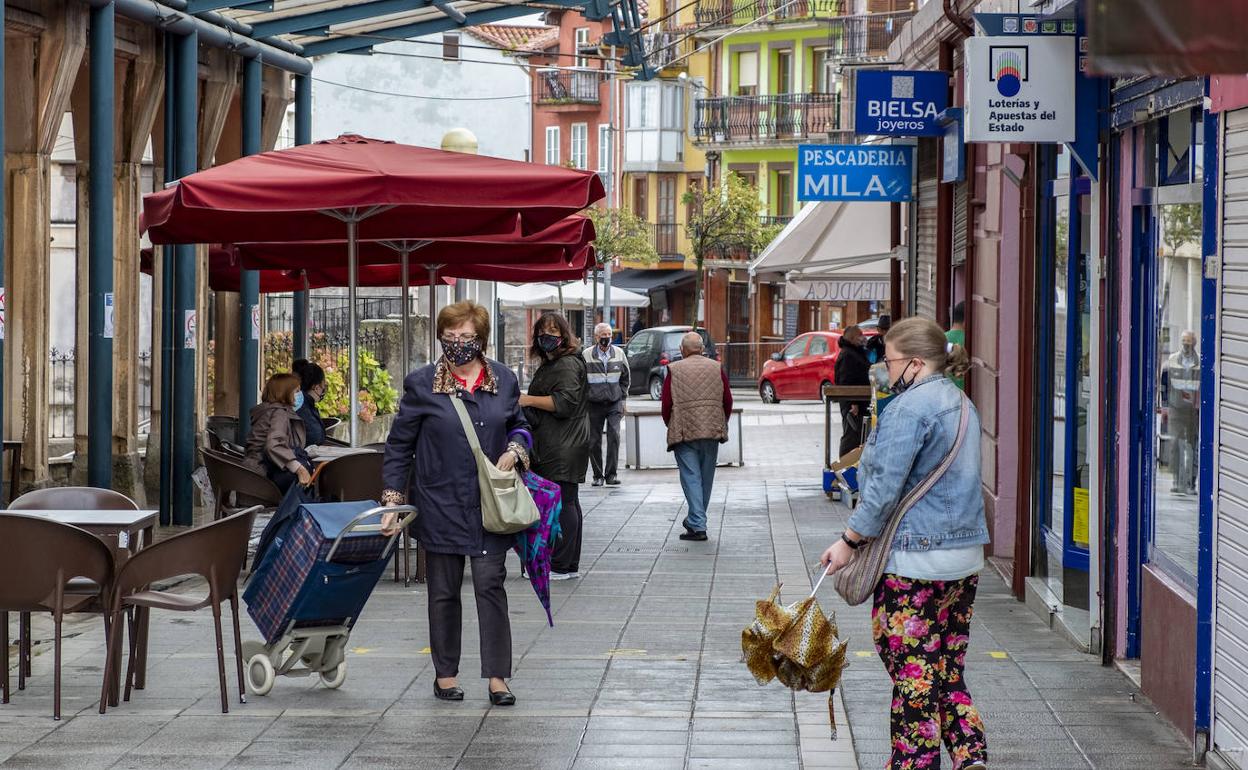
592,478,604,487
679,530,708,541
605,477,620,486
488,688,516,706
434,683,464,701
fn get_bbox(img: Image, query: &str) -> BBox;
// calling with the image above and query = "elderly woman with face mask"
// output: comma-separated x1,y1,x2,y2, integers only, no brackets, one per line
380,300,530,707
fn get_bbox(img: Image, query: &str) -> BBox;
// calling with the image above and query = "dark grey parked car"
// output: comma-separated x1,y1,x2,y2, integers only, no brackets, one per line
624,325,718,400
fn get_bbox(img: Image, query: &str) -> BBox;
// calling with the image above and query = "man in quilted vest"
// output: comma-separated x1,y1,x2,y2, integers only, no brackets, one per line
661,332,732,541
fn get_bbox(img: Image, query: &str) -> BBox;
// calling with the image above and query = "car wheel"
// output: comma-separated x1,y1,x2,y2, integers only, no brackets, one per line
820,380,833,403
649,376,663,401
760,380,778,404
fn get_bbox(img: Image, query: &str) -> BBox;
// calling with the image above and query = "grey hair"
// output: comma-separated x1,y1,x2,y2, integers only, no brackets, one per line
594,322,613,336
681,331,704,355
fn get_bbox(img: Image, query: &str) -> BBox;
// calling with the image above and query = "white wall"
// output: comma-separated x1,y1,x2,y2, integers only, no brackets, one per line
311,33,533,161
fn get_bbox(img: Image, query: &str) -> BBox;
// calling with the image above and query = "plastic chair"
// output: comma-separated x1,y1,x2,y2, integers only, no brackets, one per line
100,506,261,715
206,415,239,445
200,448,283,522
206,429,245,458
8,487,139,698
0,514,114,719
9,486,139,512
316,452,421,586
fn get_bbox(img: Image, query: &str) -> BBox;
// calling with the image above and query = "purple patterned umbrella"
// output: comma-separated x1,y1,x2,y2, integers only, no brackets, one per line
514,470,563,626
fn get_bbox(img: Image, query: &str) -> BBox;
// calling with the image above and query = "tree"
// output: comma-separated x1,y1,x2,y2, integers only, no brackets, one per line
682,172,770,328
585,206,659,334
586,205,659,268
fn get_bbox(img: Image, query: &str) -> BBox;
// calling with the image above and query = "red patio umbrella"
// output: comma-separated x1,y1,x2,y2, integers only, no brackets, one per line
303,245,594,287
140,247,333,293
142,134,604,244
141,134,604,444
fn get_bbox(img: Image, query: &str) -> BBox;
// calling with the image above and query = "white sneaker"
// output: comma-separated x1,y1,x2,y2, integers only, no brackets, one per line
550,571,580,581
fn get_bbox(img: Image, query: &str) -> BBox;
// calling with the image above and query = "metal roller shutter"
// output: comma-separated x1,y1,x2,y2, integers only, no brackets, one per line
1214,107,1248,768
915,139,939,320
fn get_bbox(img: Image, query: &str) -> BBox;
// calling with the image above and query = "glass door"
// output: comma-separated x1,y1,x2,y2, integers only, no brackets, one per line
1038,146,1092,611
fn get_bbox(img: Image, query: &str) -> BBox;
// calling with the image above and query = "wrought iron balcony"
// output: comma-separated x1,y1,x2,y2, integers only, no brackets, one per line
536,70,601,105
694,0,847,27
829,10,915,60
760,215,793,228
643,30,694,71
693,93,844,146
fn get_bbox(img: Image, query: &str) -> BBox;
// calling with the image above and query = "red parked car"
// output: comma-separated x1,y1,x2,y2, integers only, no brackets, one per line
758,330,870,404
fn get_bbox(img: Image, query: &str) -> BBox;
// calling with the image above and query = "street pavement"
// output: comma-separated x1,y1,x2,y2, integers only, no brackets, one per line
1,395,1195,768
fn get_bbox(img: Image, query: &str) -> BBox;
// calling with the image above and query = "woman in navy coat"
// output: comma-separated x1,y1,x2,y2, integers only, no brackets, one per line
381,300,530,707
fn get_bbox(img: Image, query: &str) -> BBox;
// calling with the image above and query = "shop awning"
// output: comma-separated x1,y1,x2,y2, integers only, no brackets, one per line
497,281,651,309
749,201,896,279
608,268,696,294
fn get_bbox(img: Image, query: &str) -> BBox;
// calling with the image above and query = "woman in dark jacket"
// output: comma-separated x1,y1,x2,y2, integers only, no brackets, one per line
520,312,590,580
292,359,329,446
380,300,530,707
243,373,312,492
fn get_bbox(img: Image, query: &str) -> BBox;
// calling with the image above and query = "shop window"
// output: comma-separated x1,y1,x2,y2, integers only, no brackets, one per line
771,291,784,337
1150,201,1203,580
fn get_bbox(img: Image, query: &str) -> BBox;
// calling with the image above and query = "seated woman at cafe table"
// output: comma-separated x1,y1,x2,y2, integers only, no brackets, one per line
243,372,313,491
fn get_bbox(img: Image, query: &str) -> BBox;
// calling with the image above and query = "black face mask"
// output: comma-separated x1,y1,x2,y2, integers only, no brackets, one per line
891,360,920,394
597,337,611,350
537,334,562,353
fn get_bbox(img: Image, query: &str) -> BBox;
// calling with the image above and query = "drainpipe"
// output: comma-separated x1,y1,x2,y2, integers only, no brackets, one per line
942,0,973,39
85,0,312,75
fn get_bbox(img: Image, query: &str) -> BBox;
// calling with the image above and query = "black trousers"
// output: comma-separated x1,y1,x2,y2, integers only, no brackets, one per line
839,401,869,458
587,402,622,481
424,550,512,680
551,482,583,574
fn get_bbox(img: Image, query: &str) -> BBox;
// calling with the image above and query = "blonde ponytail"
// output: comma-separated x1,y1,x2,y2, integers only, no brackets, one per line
884,317,973,380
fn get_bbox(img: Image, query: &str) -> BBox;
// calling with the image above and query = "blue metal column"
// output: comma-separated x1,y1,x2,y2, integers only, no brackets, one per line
238,58,261,438
292,74,311,360
1195,96,1219,738
88,2,115,488
159,33,175,525
172,30,198,525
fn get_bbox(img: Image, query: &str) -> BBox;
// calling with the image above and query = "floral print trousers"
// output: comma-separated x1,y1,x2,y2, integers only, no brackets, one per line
871,573,988,770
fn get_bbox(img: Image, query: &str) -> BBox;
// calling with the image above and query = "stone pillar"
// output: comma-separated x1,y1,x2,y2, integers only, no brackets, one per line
5,4,87,489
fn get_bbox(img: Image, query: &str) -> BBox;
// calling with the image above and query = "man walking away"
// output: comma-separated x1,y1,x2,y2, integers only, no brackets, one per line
834,326,871,457
583,322,630,486
946,301,967,391
661,332,732,541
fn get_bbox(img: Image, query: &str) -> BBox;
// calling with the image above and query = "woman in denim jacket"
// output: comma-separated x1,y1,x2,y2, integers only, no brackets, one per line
822,317,989,770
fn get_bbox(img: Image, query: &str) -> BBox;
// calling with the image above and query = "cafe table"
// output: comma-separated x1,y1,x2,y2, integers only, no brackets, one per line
11,509,158,702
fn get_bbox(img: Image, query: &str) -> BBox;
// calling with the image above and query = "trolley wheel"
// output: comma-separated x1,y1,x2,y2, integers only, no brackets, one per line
246,654,276,697
319,661,347,690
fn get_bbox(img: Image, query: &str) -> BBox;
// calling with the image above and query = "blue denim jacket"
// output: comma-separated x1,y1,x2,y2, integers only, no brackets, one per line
846,374,989,552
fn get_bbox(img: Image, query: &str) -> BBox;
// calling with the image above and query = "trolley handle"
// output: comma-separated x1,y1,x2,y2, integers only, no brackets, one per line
325,505,418,563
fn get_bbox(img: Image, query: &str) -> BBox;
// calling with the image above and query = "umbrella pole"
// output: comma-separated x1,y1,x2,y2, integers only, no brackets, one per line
348,216,359,447
401,248,411,375
427,265,441,364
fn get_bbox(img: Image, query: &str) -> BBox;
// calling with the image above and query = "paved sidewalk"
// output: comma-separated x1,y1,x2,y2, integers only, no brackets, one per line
0,407,1195,769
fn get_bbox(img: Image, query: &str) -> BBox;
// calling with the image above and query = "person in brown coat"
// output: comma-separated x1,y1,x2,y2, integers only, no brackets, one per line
244,372,312,492
661,332,732,541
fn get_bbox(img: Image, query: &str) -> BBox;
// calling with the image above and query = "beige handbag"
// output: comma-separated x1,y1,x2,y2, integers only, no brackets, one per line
450,396,540,535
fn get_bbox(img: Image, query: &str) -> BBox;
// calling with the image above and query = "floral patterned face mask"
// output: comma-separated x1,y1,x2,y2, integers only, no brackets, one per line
441,336,482,366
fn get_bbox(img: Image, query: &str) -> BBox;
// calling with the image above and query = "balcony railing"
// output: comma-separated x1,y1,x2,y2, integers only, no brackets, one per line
649,222,684,261
694,0,846,27
760,215,793,228
693,93,843,145
536,70,601,105
643,31,694,71
829,10,915,60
